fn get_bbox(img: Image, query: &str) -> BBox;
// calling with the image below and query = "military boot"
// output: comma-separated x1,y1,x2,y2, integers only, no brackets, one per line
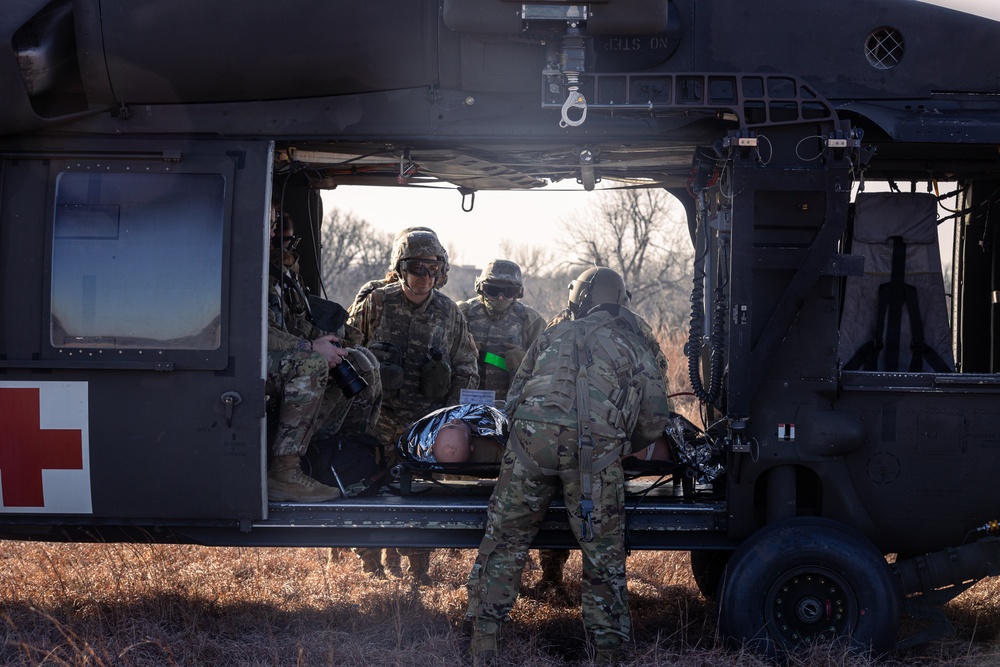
593,646,625,665
593,637,625,666
358,549,386,580
406,550,433,586
470,622,497,666
538,549,569,600
384,549,403,578
267,455,341,502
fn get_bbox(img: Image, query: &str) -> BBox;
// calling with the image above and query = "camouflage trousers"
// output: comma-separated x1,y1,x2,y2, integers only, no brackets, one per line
267,350,335,457
268,345,384,458
316,346,383,440
466,420,630,646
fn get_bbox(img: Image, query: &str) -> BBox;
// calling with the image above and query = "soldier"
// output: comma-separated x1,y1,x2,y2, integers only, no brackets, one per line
457,260,568,595
348,227,479,582
273,211,382,436
266,205,382,502
466,267,670,666
458,259,545,404
541,269,676,601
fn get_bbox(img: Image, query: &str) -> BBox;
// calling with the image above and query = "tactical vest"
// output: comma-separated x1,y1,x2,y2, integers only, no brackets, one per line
510,308,647,444
269,264,312,337
461,299,533,398
368,284,461,419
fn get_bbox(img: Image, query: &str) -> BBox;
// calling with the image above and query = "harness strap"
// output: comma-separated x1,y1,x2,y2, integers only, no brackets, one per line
573,334,597,542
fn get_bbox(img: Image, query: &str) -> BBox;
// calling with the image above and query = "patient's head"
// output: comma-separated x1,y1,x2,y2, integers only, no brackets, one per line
432,419,473,463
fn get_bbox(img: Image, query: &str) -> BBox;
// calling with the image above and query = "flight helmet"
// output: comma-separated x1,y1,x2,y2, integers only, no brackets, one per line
567,266,630,318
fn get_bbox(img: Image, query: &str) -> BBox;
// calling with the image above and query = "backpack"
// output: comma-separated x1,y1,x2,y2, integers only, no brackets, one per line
301,433,388,497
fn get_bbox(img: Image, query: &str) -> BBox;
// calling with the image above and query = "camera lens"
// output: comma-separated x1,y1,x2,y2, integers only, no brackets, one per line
330,358,368,398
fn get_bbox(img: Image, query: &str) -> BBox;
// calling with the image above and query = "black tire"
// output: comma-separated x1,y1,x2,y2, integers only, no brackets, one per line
717,517,901,659
689,549,732,600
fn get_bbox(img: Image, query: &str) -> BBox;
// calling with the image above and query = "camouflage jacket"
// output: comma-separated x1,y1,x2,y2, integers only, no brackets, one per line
508,306,670,454
458,298,546,399
348,281,479,416
267,264,322,351
269,261,362,352
546,306,673,410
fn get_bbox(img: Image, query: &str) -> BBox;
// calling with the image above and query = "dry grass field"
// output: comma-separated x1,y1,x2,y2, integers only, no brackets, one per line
1,541,1000,666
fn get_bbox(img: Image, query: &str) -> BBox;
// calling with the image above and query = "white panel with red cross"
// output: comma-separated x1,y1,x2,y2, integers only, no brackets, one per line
0,382,92,513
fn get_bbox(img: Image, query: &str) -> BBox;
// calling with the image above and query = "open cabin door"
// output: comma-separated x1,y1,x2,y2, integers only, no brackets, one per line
0,139,271,524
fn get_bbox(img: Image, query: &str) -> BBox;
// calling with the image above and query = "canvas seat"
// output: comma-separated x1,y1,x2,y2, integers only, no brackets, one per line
839,191,954,373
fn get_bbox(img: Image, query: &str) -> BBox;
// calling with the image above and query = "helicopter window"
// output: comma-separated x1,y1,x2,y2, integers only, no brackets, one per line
50,172,225,351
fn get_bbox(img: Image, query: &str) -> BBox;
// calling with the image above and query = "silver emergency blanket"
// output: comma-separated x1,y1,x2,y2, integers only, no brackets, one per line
665,413,724,484
400,403,509,463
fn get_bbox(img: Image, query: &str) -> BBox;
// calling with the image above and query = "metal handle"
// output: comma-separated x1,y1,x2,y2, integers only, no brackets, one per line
221,391,242,428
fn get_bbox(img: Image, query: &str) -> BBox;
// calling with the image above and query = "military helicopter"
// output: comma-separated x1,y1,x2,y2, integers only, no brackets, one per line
4,0,1000,657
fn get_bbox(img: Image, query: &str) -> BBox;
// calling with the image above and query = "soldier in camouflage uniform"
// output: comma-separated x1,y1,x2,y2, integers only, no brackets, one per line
458,260,570,596
272,211,382,436
348,227,479,582
458,259,545,403
266,207,382,502
466,267,670,665
534,271,675,603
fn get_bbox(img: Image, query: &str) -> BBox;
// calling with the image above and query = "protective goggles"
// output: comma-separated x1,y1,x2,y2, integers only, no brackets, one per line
401,259,443,278
482,283,520,299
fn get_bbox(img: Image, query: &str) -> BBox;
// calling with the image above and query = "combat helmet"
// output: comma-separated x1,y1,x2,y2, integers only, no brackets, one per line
390,227,449,287
475,259,524,300
567,266,630,318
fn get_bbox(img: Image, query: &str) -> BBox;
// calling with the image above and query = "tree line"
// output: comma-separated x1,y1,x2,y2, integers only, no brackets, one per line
317,189,694,337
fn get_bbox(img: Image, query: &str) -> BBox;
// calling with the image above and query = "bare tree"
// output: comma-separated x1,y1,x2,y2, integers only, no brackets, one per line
319,208,393,305
498,240,556,277
558,188,693,329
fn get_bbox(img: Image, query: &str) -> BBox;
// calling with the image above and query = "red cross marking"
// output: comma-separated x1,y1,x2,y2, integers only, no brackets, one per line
0,388,83,507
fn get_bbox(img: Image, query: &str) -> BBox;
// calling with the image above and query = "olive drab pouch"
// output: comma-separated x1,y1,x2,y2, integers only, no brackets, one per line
419,347,451,398
368,341,405,391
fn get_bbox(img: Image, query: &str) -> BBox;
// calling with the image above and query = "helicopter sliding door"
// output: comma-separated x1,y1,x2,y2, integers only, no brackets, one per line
0,139,271,524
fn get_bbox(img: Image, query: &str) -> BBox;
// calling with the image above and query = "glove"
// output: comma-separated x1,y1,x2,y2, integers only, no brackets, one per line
503,344,527,374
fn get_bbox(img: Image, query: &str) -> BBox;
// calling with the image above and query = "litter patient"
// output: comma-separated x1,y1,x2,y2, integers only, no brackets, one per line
400,403,508,467
404,402,675,469
431,418,504,464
